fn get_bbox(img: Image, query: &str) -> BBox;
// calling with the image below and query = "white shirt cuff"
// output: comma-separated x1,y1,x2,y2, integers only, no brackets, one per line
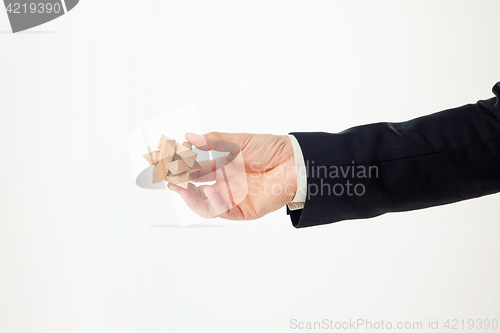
287,135,306,211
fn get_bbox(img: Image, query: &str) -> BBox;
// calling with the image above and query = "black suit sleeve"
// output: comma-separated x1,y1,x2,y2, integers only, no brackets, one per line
288,82,500,228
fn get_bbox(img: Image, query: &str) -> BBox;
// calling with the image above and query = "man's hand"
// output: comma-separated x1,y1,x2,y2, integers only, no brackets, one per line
167,132,297,220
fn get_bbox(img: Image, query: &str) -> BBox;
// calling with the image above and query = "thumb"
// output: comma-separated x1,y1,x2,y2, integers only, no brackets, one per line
185,132,243,154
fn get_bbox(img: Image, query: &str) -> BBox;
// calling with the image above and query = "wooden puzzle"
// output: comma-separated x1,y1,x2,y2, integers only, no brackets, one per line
142,135,201,189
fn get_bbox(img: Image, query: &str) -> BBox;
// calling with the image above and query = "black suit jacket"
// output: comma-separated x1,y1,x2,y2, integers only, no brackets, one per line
288,82,500,228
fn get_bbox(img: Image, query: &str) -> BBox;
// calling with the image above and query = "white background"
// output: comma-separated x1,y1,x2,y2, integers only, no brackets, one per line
1,1,499,332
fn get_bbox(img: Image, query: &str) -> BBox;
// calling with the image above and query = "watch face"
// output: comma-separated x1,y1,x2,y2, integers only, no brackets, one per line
3,0,79,33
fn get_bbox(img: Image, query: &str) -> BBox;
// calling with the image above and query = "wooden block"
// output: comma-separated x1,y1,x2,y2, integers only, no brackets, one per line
167,172,189,189
144,135,201,185
143,150,159,165
178,149,197,168
159,140,175,162
174,142,189,155
189,170,201,181
185,160,202,174
160,159,169,180
167,159,190,176
152,161,165,183
157,135,172,149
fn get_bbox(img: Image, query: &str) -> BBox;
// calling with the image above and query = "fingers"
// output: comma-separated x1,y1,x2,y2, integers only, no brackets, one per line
185,132,241,157
189,159,216,182
168,182,231,219
202,186,230,216
167,182,208,215
169,133,250,217
191,157,231,181
185,132,246,184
